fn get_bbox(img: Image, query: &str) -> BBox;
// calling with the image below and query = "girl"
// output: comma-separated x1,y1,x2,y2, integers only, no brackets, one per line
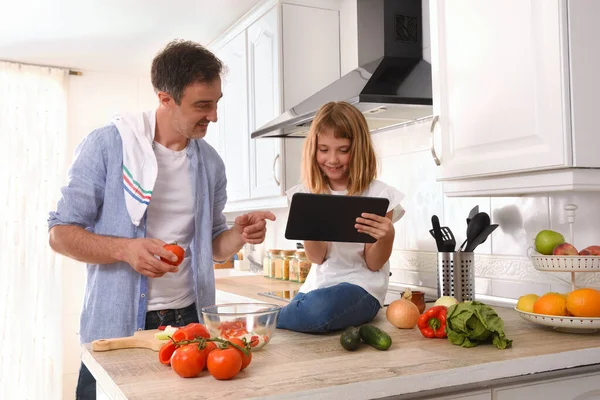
276,101,405,333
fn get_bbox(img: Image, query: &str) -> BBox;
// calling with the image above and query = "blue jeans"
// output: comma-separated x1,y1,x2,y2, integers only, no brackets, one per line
276,282,381,333
76,303,199,400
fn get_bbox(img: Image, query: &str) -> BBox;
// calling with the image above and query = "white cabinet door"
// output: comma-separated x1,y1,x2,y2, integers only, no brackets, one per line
431,0,569,180
494,371,600,400
248,7,283,199
217,31,250,202
203,116,222,157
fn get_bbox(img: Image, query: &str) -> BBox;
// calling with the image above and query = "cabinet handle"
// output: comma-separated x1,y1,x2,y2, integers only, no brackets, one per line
272,153,281,187
430,115,441,166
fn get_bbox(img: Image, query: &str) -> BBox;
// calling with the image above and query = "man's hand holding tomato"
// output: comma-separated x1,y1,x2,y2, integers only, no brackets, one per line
119,238,182,278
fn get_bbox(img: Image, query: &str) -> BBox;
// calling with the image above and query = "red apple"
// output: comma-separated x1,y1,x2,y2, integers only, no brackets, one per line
578,245,600,256
553,242,579,255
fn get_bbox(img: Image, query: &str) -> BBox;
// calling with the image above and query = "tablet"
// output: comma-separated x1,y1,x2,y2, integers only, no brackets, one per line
284,193,390,243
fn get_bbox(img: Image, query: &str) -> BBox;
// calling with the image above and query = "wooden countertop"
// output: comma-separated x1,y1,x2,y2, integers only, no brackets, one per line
82,275,600,400
215,274,302,306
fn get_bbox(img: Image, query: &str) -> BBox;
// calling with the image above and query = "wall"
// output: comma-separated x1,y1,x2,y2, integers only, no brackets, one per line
62,71,156,399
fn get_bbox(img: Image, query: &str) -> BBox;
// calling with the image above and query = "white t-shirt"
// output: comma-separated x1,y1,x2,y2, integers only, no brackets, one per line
286,180,405,306
146,141,195,311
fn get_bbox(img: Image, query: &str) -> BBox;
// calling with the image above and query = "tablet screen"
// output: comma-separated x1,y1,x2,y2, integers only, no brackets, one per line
284,193,390,243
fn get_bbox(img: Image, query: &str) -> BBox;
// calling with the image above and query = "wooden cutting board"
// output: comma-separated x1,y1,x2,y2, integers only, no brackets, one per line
92,329,169,352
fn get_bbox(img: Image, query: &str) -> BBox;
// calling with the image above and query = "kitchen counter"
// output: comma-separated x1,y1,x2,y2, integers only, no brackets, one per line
83,275,600,400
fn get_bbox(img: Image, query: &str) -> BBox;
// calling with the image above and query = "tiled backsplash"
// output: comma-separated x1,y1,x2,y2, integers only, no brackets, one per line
259,120,600,301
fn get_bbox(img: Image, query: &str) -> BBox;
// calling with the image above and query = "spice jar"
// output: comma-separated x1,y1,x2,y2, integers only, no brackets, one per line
289,253,299,282
262,251,271,277
280,250,296,281
268,250,282,279
296,251,311,283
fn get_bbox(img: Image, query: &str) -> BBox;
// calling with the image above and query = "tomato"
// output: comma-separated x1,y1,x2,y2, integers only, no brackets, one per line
170,344,206,378
161,243,185,266
218,320,248,339
202,341,217,370
248,336,260,348
158,342,177,365
207,348,242,380
185,323,210,339
228,338,252,370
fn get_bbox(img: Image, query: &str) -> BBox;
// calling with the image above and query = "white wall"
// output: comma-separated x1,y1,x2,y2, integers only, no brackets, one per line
62,71,157,400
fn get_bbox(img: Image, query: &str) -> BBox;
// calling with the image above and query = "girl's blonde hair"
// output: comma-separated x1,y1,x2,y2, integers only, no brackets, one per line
301,101,377,195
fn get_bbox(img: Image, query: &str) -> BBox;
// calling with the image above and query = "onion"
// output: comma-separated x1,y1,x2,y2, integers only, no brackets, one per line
386,297,420,329
434,296,459,308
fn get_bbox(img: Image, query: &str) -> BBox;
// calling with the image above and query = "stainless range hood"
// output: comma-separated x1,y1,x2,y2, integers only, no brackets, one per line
251,0,433,139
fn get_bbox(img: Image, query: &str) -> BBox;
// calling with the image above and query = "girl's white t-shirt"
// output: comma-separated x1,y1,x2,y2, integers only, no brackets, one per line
285,180,405,306
146,141,196,311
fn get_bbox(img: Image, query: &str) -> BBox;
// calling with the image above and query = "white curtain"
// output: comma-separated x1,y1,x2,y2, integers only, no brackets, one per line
0,61,68,399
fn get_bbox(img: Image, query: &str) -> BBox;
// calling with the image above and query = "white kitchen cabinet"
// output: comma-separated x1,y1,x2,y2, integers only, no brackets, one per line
203,109,222,156
429,0,600,197
217,31,251,203
210,0,340,212
248,7,283,200
493,371,600,400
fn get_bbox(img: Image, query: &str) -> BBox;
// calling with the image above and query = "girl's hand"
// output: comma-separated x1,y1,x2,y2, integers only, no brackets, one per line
355,212,394,241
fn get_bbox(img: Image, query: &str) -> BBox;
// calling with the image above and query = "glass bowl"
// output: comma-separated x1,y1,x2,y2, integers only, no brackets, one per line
201,303,281,351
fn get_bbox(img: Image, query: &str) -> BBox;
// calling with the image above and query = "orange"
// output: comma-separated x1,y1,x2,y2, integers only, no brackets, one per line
533,293,568,316
566,288,600,317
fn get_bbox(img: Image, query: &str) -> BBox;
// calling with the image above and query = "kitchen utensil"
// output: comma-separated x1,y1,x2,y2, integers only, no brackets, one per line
92,329,168,352
202,303,281,351
466,205,479,225
428,226,456,252
431,215,444,251
437,251,475,302
459,212,490,251
464,224,499,252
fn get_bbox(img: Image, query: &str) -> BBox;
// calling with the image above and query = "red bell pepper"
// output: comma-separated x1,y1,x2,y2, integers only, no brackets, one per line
418,305,448,338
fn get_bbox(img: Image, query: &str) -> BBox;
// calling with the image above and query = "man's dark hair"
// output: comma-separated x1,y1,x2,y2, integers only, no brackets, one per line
151,39,223,105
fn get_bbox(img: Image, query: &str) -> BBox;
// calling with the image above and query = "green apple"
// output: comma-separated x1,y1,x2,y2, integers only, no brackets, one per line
535,230,565,255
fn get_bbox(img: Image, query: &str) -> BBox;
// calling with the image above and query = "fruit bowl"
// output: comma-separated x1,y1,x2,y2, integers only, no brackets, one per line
529,255,600,272
201,303,281,351
514,307,600,334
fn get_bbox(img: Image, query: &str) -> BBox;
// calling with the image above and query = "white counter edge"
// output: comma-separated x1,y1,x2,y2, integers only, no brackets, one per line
82,346,128,400
253,348,600,400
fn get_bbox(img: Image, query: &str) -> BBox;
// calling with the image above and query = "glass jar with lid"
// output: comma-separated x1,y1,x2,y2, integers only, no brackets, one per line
268,250,282,279
280,250,296,281
296,251,311,283
262,251,271,277
289,253,299,282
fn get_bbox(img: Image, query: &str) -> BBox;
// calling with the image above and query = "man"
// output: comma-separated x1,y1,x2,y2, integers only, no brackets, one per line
48,40,275,399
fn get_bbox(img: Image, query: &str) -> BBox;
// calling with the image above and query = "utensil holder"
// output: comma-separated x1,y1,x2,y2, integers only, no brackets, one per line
437,252,475,302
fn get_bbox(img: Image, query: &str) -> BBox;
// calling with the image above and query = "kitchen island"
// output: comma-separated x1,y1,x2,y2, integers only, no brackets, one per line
83,275,600,400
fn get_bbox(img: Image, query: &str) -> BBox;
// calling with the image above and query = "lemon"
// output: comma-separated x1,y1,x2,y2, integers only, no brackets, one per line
516,294,539,313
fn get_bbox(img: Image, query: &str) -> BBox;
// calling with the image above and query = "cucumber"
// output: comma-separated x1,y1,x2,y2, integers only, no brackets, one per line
340,326,361,351
359,324,392,351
